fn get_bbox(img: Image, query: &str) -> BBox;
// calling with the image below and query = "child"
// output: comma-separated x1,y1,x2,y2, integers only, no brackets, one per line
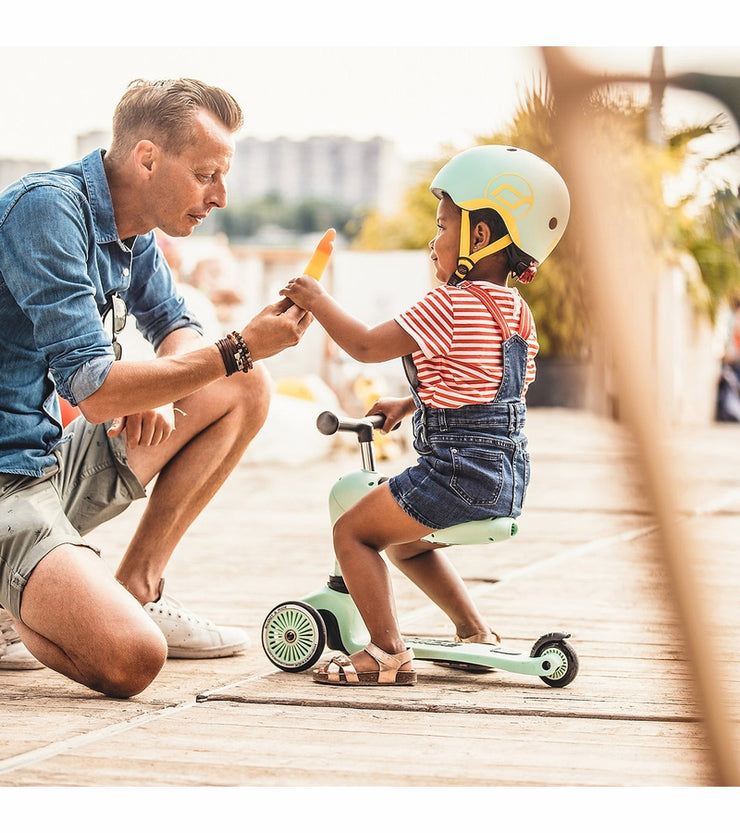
280,145,570,686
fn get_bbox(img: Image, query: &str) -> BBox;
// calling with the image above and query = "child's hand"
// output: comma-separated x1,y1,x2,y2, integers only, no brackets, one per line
366,396,415,433
280,275,325,311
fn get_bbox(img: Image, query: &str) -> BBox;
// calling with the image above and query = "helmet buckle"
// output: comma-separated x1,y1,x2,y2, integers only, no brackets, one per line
455,257,474,280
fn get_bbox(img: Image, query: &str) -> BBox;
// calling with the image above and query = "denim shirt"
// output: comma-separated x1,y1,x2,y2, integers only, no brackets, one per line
0,149,203,477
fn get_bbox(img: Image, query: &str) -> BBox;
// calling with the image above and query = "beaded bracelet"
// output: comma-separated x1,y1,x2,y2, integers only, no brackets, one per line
227,331,254,373
216,331,253,376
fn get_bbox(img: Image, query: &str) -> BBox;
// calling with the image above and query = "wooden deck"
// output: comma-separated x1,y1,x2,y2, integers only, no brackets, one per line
1,407,739,795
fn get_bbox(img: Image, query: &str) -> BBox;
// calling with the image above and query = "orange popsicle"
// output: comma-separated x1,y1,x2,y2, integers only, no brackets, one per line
303,228,336,280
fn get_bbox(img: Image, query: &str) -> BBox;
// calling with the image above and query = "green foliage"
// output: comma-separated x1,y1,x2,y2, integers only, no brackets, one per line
680,187,740,320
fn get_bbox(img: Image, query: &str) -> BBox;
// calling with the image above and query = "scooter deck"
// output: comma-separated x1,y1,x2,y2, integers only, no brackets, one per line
404,636,563,677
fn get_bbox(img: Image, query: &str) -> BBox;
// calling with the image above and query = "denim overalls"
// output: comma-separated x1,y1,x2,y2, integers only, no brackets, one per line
388,280,532,529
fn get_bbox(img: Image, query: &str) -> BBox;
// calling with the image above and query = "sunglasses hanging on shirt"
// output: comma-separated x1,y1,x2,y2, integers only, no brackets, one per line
102,292,128,360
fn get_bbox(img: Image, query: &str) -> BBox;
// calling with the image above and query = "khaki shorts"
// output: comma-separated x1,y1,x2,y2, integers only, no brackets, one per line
0,418,146,620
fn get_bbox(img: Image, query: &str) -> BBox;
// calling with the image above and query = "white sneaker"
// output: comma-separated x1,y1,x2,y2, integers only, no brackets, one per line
143,584,249,659
0,608,44,671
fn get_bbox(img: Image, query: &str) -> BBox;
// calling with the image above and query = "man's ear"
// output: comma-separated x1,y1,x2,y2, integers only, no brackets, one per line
133,140,158,176
472,220,492,251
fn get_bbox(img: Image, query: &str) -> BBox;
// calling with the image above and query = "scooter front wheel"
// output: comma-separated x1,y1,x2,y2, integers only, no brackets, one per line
532,637,579,688
262,601,327,672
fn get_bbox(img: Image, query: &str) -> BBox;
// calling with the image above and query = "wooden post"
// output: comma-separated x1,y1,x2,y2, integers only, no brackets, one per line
542,46,739,786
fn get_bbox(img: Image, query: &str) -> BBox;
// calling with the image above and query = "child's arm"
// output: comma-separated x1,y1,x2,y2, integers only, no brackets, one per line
280,275,419,363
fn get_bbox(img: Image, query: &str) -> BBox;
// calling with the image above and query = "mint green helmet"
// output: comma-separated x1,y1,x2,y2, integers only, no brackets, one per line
430,145,570,282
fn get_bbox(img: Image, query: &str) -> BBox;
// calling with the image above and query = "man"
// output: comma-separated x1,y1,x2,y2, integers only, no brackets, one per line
0,78,311,697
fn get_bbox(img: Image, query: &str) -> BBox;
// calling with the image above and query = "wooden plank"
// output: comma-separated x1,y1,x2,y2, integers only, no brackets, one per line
1,704,711,787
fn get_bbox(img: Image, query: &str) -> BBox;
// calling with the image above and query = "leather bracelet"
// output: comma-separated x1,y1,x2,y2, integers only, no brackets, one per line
216,332,253,376
216,337,238,376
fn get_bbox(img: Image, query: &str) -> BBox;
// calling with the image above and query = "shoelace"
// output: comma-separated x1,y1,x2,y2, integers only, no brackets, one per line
152,595,216,627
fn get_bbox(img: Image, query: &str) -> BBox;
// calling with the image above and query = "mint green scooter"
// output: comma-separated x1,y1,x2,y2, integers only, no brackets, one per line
261,411,578,687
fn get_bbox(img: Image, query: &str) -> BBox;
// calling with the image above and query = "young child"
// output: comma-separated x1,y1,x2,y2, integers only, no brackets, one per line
281,145,570,686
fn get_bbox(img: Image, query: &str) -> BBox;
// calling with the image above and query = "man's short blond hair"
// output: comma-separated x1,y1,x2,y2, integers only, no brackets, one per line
108,78,244,159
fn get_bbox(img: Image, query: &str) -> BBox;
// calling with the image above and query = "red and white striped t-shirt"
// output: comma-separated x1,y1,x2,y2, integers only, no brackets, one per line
395,283,539,408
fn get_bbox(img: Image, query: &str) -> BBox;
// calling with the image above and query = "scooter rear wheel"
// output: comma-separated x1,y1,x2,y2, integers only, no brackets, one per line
262,601,327,672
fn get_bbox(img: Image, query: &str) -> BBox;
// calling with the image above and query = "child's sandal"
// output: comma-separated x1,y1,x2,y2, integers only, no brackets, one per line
455,630,501,646
313,642,416,686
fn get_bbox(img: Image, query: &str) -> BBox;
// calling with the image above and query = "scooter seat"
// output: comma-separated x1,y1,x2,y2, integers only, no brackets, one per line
421,516,518,546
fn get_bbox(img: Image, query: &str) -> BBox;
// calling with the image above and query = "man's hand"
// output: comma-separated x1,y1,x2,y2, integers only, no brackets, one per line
241,298,312,362
106,403,179,448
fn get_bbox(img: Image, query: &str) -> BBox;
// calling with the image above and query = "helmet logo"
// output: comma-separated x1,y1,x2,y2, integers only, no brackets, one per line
485,174,534,220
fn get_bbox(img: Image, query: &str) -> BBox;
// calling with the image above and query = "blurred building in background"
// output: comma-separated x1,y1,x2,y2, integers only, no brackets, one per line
0,157,49,190
230,135,404,214
0,130,111,190
76,129,110,159
2,131,406,217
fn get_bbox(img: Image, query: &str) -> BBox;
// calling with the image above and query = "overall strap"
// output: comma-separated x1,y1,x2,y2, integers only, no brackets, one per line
460,280,511,339
460,280,533,341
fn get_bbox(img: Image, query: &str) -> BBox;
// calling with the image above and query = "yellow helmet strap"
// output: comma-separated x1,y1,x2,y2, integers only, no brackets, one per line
453,209,512,280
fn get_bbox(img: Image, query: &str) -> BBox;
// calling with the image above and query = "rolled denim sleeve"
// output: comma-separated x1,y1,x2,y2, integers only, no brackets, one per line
67,356,115,405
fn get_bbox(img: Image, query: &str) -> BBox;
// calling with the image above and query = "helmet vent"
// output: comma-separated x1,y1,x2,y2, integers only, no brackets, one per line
549,217,558,230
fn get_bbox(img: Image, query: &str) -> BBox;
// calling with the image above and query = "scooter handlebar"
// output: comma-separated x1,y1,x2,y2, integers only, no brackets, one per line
316,411,386,439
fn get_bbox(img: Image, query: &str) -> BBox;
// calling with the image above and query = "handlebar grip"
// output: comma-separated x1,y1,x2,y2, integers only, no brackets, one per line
316,411,386,437
316,411,340,435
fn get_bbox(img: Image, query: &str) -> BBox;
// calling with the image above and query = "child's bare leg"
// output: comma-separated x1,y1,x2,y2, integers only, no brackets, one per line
331,484,432,675
385,541,496,641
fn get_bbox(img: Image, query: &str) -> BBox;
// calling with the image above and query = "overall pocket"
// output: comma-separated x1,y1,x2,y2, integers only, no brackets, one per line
449,446,507,508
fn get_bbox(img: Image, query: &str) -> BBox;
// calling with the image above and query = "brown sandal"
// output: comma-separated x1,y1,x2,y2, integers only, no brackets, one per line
313,643,416,686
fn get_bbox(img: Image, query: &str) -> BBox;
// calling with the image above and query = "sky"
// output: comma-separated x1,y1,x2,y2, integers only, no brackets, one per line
0,45,547,165
2,4,740,175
